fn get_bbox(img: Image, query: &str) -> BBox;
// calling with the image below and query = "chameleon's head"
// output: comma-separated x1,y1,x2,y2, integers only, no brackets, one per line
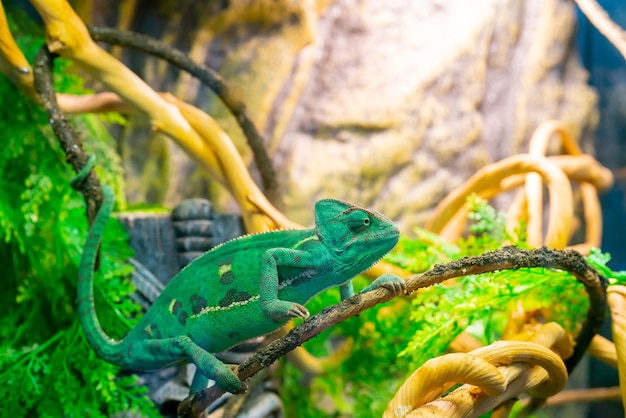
314,199,399,274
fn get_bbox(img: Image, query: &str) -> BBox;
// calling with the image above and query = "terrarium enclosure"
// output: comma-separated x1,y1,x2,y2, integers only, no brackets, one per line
1,0,626,417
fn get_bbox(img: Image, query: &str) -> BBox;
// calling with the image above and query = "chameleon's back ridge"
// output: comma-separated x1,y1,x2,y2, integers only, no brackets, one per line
76,180,406,395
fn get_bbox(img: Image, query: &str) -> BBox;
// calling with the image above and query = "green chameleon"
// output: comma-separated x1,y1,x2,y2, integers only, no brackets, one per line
74,161,406,395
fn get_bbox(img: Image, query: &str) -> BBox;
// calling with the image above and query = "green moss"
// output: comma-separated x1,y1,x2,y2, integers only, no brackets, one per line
123,204,171,214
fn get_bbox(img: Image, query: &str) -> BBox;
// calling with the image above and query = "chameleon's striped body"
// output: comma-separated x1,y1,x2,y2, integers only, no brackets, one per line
77,182,405,394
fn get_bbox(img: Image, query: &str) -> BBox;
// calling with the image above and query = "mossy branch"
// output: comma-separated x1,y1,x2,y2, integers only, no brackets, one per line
32,45,102,223
178,246,608,418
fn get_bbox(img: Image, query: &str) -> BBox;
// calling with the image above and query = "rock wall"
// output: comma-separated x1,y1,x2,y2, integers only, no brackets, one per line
88,0,597,231
274,0,597,228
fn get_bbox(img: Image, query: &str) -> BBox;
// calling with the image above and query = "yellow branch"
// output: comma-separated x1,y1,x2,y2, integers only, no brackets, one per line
588,334,618,368
26,0,291,234
172,98,297,232
525,121,581,246
0,1,37,99
608,285,626,412
425,154,573,249
30,0,199,144
385,324,571,418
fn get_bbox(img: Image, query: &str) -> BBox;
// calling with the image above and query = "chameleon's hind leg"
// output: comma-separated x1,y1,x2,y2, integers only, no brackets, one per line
145,336,243,394
189,369,210,394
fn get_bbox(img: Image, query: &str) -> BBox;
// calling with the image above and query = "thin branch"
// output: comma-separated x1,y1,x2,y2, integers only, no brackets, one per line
0,1,38,100
575,0,626,61
543,386,622,407
32,45,102,222
178,246,607,417
87,25,280,199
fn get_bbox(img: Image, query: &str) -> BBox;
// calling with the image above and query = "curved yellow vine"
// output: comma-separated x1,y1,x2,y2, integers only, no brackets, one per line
523,120,612,252
609,286,626,411
425,121,613,253
426,153,573,248
385,323,572,418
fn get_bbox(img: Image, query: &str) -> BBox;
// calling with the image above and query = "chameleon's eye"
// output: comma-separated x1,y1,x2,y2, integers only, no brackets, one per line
347,211,371,233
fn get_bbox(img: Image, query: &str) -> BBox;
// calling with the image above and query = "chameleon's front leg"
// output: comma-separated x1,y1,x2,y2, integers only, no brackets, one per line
340,274,405,300
260,248,319,321
339,281,355,300
361,273,406,296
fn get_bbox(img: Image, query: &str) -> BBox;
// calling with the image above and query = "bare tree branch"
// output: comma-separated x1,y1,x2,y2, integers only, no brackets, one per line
32,45,102,223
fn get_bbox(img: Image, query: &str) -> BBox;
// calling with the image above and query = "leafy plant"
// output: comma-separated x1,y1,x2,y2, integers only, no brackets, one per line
587,247,626,286
282,275,415,417
0,9,157,417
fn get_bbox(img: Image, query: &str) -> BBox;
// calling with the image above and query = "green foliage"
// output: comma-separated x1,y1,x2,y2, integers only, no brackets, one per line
587,247,626,286
282,194,609,417
385,227,459,273
461,194,528,255
282,276,415,417
0,10,157,417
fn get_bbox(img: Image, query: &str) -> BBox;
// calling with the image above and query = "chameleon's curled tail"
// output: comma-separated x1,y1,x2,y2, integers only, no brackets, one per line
74,158,126,364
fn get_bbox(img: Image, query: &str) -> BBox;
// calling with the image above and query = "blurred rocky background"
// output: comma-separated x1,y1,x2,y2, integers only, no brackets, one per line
79,0,598,231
